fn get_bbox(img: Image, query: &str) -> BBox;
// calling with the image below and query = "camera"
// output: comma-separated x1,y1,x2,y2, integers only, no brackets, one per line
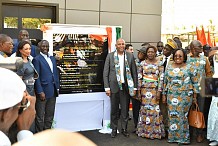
0,57,23,72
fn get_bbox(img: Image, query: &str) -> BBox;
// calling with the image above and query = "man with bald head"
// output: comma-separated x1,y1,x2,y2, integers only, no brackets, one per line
188,40,212,143
0,34,14,58
103,38,137,138
12,30,39,57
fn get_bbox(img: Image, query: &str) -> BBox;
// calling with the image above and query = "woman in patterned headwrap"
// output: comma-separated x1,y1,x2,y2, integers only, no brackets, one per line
137,45,165,139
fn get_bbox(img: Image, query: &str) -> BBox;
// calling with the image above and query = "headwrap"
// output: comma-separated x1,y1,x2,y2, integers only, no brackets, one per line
167,39,178,49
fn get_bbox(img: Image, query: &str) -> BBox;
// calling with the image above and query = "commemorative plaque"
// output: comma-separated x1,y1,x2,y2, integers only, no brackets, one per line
53,34,108,94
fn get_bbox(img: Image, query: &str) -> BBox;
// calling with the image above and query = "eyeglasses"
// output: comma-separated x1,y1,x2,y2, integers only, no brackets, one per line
4,42,14,46
157,46,163,47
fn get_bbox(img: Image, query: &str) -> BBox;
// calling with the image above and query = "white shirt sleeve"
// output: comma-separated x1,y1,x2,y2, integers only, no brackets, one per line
17,130,33,141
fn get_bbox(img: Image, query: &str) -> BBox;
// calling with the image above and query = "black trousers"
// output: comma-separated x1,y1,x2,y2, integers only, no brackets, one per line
110,84,130,130
35,97,56,133
131,97,141,128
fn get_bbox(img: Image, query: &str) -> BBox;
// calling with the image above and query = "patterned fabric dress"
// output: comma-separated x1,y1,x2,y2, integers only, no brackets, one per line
137,61,165,139
163,64,198,144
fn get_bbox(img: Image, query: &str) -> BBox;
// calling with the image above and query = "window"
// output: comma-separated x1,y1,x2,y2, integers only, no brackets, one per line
4,17,18,28
22,18,51,29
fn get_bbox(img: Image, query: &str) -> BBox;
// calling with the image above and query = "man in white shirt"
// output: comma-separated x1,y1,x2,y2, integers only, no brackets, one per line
0,67,35,145
103,38,137,138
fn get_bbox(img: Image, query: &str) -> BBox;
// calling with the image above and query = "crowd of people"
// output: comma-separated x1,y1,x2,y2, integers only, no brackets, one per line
0,31,67,145
103,37,218,146
1,29,218,146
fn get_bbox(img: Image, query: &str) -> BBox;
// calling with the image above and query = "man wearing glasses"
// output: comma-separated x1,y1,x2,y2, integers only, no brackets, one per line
0,67,36,145
0,34,14,58
187,40,212,143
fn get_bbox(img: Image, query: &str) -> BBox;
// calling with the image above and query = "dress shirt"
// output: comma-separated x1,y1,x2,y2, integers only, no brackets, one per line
40,52,53,73
118,53,125,83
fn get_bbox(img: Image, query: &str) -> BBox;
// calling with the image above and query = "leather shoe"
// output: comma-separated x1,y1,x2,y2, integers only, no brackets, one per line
196,135,204,143
111,129,117,138
121,129,129,137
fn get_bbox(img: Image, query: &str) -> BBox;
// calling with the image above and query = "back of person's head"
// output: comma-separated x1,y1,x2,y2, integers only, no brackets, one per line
0,67,26,110
125,44,132,50
203,44,211,51
141,42,150,48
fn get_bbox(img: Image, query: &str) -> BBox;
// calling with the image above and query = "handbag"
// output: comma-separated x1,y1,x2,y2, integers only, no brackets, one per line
188,102,206,128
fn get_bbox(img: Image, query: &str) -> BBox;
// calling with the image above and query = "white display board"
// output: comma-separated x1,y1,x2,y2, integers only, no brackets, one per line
42,24,122,132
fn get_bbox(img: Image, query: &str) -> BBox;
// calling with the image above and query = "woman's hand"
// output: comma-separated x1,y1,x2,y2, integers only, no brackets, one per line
156,91,161,100
192,93,197,104
162,95,167,104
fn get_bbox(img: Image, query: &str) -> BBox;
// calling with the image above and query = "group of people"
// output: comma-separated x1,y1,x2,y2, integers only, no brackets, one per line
0,30,60,145
103,37,218,145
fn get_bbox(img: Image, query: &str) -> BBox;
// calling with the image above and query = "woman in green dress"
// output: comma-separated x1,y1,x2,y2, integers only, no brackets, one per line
162,48,198,145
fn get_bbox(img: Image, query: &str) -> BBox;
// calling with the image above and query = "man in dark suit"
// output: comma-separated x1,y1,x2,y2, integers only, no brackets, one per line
103,38,137,138
33,40,59,133
12,30,40,57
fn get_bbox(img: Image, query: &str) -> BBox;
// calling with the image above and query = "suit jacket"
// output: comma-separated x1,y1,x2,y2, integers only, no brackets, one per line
103,51,137,94
33,54,59,98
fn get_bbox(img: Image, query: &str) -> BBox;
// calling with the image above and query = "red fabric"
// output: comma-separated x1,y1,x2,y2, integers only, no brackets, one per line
201,26,207,45
106,27,112,53
196,26,207,45
207,30,213,47
89,34,106,42
214,38,216,46
196,27,201,41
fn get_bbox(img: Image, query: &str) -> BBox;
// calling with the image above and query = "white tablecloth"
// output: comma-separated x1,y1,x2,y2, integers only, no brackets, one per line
54,92,110,132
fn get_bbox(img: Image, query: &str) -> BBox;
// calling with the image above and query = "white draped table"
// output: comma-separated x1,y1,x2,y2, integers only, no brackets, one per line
54,92,111,132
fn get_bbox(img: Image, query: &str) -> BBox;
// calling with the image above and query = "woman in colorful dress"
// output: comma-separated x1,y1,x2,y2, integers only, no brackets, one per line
137,45,165,139
162,48,198,145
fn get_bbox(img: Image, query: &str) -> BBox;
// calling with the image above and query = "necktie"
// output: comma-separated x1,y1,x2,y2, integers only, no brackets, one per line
163,57,168,71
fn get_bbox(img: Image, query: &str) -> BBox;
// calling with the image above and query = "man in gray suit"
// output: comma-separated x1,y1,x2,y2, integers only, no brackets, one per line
103,38,137,138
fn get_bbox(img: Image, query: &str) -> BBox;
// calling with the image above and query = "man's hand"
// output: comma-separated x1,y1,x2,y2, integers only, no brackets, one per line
106,90,111,97
16,93,36,131
39,92,46,101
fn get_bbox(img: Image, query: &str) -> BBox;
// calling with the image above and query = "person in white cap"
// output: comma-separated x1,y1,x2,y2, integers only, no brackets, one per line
0,67,36,145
